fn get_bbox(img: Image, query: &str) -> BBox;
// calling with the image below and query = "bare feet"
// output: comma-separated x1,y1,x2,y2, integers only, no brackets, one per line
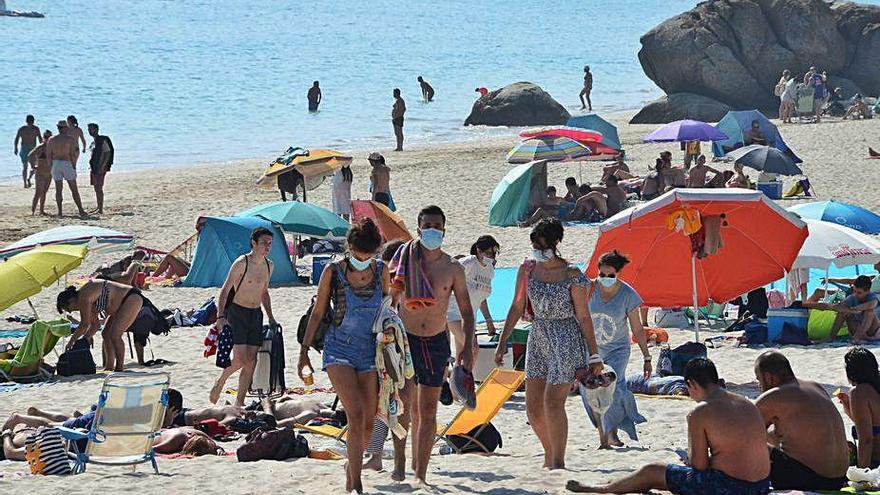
390,467,405,482
566,480,599,492
364,454,383,472
209,384,222,404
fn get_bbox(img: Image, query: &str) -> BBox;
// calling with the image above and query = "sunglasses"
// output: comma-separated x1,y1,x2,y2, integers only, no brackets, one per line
598,272,617,278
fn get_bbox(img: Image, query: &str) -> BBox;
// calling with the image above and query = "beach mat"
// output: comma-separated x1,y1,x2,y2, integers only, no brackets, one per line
0,380,57,393
0,329,28,338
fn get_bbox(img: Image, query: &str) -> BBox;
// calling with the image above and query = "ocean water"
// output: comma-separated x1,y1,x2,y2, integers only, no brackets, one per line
1,0,698,179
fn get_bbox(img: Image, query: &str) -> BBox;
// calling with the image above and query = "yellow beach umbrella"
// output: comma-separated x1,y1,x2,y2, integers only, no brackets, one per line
0,244,88,311
256,148,353,190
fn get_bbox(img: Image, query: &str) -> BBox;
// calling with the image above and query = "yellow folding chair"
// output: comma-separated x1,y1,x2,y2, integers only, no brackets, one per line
435,368,525,454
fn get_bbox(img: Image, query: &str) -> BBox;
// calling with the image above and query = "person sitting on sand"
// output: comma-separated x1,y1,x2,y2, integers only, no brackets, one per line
563,177,580,203
590,175,630,216
640,159,665,201
727,163,751,189
744,120,768,146
754,351,849,491
661,165,687,191
806,275,880,344
94,249,147,287
837,347,880,469
601,152,633,183
567,358,771,495
844,94,870,120
687,155,721,188
520,186,566,227
807,263,880,303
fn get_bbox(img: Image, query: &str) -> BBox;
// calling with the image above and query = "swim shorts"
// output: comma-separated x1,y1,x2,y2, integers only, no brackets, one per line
62,408,97,431
19,145,33,165
51,160,76,181
407,331,451,387
665,464,771,495
374,192,391,207
227,302,264,347
171,407,191,427
308,101,319,112
392,117,404,128
90,170,106,187
769,447,846,490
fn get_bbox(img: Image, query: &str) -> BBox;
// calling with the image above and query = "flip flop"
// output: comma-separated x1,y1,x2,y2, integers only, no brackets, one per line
142,358,172,367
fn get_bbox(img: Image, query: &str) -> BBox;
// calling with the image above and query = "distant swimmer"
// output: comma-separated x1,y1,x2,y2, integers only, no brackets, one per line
392,88,406,151
475,87,489,97
417,76,434,102
13,114,42,188
580,65,593,111
307,81,322,112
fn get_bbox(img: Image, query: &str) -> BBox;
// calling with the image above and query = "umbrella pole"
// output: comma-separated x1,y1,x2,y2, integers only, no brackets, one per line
26,298,39,320
691,254,701,342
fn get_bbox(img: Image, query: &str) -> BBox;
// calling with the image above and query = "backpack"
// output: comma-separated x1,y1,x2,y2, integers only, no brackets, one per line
56,338,96,376
24,427,70,475
743,320,768,346
658,342,707,376
142,297,171,336
236,427,309,462
772,322,811,346
446,422,502,454
297,264,339,352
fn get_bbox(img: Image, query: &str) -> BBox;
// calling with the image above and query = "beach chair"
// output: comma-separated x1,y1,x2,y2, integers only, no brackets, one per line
58,371,171,474
684,301,728,327
435,368,525,454
0,318,70,382
294,422,348,442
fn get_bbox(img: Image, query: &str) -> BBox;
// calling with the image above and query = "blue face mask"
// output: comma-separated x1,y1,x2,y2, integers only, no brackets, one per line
532,248,554,263
348,254,372,272
597,276,617,288
420,228,444,250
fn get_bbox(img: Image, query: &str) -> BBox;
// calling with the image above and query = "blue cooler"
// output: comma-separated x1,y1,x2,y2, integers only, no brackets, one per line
311,256,333,285
767,308,809,341
757,181,783,200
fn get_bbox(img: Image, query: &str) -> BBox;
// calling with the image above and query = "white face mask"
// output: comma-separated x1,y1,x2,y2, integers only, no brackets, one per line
597,276,617,288
480,252,496,267
532,248,554,263
348,254,372,272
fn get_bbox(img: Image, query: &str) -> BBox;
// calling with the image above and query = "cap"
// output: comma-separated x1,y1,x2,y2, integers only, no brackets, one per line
368,152,385,164
57,120,69,128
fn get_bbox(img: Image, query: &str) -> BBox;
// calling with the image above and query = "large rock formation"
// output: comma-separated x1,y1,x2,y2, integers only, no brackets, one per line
464,82,570,127
635,0,880,122
631,93,731,124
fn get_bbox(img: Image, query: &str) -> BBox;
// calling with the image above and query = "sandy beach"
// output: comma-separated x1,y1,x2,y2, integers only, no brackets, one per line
1,112,880,494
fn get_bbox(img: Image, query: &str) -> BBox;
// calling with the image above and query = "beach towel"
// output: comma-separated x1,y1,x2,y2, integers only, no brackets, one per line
0,381,57,394
0,329,28,338
373,297,414,439
203,324,220,357
627,373,688,396
215,325,233,368
389,240,436,310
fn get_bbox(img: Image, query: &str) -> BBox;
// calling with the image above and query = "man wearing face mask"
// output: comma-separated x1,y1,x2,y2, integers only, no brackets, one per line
389,205,476,485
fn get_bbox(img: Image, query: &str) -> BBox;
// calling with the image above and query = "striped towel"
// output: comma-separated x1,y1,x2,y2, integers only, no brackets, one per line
389,240,436,310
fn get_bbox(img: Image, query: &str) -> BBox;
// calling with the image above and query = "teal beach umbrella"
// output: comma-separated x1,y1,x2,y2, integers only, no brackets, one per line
236,201,349,238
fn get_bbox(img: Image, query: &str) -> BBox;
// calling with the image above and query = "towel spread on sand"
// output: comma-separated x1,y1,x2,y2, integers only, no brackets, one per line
389,240,436,310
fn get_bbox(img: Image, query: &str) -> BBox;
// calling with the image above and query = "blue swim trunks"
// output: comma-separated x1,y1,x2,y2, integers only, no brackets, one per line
62,405,96,430
665,464,770,495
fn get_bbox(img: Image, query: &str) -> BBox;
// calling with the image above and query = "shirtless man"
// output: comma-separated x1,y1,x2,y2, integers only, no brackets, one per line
687,155,721,188
591,175,629,216
744,120,768,146
754,351,848,491
171,405,272,427
391,205,475,484
519,186,565,227
45,120,88,218
579,65,593,111
307,81,322,112
808,275,880,344
260,395,337,428
369,152,392,207
601,152,632,183
66,115,88,153
392,88,406,151
417,76,434,102
13,114,42,188
210,227,277,407
567,358,771,495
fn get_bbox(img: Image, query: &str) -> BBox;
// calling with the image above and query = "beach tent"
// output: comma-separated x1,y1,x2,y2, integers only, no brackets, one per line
182,217,296,288
711,110,801,163
488,160,548,227
565,114,620,157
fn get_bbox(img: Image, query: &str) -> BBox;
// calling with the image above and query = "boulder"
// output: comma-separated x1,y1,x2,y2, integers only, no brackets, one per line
630,93,731,124
464,82,570,127
638,0,880,111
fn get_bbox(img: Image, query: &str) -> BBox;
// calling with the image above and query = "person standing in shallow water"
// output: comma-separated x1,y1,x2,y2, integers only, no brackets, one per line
14,114,42,188
307,81,322,112
392,88,406,151
580,65,593,111
417,76,434,102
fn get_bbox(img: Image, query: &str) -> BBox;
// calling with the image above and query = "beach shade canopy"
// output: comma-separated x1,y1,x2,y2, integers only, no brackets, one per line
586,189,807,339
792,219,880,270
0,244,88,311
256,148,352,191
787,201,880,235
182,217,296,288
236,201,349,238
506,136,591,164
726,145,803,176
519,126,603,146
489,160,548,227
0,225,133,260
350,200,413,242
711,110,802,163
566,114,620,155
643,119,728,143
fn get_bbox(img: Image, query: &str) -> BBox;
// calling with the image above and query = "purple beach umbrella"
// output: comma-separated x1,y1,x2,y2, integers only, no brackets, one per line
643,119,729,143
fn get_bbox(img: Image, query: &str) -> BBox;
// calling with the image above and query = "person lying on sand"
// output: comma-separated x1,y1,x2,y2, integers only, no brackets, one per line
844,94,870,120
754,351,849,491
153,427,225,456
805,276,880,344
258,395,339,428
567,358,771,495
93,249,147,286
172,405,274,428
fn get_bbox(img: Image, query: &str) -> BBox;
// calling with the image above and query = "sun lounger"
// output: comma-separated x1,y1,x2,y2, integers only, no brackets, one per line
436,368,525,454
0,318,70,382
58,371,171,474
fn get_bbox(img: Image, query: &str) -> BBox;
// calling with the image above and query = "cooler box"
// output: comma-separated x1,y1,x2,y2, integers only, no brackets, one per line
311,256,333,285
491,325,530,371
757,181,783,200
767,308,809,341
474,337,513,383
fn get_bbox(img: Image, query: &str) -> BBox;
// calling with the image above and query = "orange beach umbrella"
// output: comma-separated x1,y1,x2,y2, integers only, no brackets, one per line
350,200,413,242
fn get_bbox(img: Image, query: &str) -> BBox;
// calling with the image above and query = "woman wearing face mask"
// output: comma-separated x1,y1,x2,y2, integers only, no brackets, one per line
585,250,650,449
494,218,602,469
299,218,388,494
447,235,501,350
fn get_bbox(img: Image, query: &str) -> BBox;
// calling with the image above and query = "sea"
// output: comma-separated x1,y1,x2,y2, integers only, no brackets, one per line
2,0,703,180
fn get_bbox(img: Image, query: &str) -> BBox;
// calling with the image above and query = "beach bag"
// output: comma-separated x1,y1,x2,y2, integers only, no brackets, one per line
24,427,70,475
658,342,707,377
446,422,502,454
56,338,96,376
743,320,768,345
632,327,669,344
236,427,309,462
191,297,218,326
772,322,811,346
215,325,233,368
297,264,339,352
654,308,689,328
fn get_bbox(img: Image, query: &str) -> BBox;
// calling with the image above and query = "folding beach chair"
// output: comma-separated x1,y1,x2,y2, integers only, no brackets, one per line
294,422,348,442
684,301,729,327
436,368,525,454
58,371,171,474
0,318,70,382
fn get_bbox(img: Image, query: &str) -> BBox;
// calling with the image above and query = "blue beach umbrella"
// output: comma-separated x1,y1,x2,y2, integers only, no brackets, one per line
787,201,880,234
236,201,349,238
